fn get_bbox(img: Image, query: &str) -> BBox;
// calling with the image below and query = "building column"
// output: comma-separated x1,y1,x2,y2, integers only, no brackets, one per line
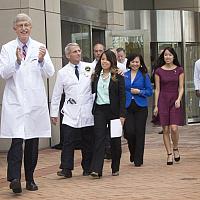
106,0,125,30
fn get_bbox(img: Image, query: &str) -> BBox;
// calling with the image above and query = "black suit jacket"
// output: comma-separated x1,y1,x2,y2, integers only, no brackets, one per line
92,73,126,119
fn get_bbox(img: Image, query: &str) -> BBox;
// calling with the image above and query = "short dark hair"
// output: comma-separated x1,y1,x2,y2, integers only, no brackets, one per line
116,48,125,53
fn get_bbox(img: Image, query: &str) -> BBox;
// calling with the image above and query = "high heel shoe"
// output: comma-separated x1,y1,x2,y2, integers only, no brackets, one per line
167,153,173,165
90,172,101,179
173,148,180,162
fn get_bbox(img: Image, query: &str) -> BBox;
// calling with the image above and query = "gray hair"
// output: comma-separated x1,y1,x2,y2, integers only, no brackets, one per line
13,13,32,27
65,43,80,55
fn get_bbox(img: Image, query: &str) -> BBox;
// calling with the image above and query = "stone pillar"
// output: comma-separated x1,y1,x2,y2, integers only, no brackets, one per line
106,0,125,30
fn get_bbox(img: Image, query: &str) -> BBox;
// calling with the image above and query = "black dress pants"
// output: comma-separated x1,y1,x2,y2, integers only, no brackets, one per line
124,100,148,165
7,138,39,182
90,105,122,175
60,125,93,172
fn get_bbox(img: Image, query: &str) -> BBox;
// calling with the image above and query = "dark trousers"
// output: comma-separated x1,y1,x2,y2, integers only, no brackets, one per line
90,105,122,175
60,125,93,172
124,100,148,165
7,138,39,182
59,93,65,146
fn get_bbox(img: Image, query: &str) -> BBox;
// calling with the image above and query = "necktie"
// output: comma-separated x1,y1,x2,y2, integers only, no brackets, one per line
22,44,27,59
75,65,79,80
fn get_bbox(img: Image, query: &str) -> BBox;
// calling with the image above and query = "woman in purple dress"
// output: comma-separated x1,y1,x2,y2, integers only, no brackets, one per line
153,47,184,165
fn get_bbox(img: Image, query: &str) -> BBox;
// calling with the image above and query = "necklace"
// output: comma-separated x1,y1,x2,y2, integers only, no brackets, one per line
102,73,109,80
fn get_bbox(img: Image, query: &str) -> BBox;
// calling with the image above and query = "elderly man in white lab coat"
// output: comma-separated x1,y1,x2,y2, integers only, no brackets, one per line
50,43,94,178
0,13,54,193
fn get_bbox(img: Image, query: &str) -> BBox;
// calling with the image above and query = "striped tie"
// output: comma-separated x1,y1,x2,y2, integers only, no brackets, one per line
22,44,27,59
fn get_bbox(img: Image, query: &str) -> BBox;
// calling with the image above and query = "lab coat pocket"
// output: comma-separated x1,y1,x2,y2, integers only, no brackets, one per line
6,85,20,105
29,65,43,89
61,104,80,120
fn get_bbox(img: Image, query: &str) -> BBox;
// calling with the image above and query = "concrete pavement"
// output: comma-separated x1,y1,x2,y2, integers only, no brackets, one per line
0,124,199,200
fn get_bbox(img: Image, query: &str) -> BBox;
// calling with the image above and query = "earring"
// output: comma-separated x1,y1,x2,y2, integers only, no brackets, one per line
140,65,142,68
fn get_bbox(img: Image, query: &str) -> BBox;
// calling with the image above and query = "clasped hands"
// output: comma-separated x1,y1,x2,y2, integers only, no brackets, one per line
16,46,46,64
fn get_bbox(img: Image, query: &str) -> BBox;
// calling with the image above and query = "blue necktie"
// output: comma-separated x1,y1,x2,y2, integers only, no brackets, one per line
75,65,79,80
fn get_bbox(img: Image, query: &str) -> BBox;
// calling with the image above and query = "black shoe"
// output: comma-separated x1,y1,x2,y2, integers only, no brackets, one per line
57,169,72,178
173,148,180,162
82,171,91,176
112,171,119,176
167,153,173,165
135,164,142,167
90,172,101,179
158,131,163,134
26,181,38,191
9,179,22,193
52,143,63,150
104,153,111,160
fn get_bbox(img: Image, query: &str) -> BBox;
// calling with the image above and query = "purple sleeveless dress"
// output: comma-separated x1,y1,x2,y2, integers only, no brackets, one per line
155,67,184,126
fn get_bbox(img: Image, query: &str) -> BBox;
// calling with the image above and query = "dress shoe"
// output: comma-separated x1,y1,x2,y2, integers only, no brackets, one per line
26,181,38,191
57,169,72,178
173,148,180,162
10,179,22,193
112,171,119,176
90,172,101,179
82,171,91,176
135,164,142,167
167,153,173,165
52,143,63,150
104,153,111,160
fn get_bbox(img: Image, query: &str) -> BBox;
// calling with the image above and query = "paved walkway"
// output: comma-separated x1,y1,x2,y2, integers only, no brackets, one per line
0,124,199,200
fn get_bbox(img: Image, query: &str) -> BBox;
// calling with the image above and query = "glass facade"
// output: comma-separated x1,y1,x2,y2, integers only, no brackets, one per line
61,21,91,65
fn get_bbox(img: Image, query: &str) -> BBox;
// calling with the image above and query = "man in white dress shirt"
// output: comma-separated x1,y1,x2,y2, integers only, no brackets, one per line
91,43,105,68
0,13,55,193
50,43,94,178
116,47,127,72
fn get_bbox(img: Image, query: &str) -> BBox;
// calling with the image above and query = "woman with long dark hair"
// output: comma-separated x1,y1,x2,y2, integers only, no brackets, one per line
153,47,184,165
124,53,152,167
90,49,126,178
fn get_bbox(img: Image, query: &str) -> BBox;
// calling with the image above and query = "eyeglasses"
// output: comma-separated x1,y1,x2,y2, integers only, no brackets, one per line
16,23,31,29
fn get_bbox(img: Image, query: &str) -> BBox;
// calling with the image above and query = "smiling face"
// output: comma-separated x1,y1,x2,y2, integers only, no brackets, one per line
14,20,32,44
163,49,174,64
101,53,111,71
129,56,141,71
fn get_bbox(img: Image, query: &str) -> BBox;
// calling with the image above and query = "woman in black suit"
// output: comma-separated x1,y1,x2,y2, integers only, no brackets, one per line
90,49,126,178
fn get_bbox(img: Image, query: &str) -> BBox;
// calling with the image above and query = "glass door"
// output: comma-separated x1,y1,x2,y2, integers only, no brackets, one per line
185,43,200,123
105,30,151,71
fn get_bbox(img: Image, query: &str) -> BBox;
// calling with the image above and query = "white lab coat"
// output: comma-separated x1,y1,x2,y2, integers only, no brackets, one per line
91,59,98,68
194,59,200,106
50,61,94,128
0,38,55,139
